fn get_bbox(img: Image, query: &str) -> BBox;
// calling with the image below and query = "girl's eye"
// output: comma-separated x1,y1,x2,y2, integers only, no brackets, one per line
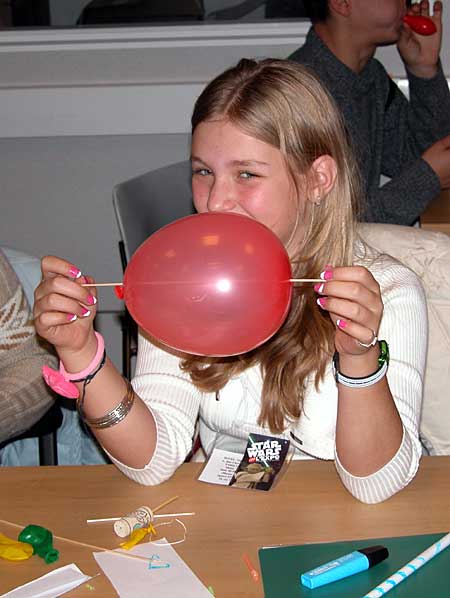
192,167,211,176
239,171,256,179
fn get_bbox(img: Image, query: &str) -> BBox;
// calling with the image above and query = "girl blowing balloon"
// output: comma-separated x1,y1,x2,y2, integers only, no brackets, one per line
34,59,427,503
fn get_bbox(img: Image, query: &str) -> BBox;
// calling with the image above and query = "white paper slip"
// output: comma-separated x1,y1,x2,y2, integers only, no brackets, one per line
93,537,212,598
2,563,91,598
197,448,243,485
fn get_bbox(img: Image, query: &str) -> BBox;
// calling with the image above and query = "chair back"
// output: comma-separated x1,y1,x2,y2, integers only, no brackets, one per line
112,160,195,266
359,223,450,455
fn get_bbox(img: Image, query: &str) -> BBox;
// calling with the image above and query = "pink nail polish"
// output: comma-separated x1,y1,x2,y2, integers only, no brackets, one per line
316,297,326,308
320,269,333,281
86,294,97,306
337,318,347,329
314,283,325,293
81,307,91,317
67,313,77,322
69,266,81,279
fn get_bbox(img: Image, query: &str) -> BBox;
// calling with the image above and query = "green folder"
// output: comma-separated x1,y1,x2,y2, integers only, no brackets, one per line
259,533,449,597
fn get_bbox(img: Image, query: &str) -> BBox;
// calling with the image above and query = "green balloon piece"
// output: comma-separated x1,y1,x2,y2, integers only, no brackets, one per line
18,525,59,564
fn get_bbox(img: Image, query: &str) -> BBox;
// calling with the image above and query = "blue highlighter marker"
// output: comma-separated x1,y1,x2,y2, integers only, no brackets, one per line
301,545,389,589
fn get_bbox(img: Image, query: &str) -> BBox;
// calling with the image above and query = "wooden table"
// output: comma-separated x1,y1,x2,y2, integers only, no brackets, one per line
420,190,450,235
1,457,449,597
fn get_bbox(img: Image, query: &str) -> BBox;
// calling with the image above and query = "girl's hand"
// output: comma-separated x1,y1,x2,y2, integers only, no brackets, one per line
315,266,383,356
33,255,98,354
397,0,442,79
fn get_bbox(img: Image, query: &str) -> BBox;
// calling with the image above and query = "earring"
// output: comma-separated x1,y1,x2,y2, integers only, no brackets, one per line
313,195,322,206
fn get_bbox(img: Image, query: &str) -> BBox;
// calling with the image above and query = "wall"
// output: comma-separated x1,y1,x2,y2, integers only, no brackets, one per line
0,16,448,369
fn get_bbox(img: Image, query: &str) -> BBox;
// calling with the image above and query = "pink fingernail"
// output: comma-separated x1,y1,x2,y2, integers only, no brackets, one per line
86,294,97,306
316,297,326,308
320,269,333,281
314,283,325,293
69,266,81,279
81,307,91,317
337,318,347,329
67,313,77,322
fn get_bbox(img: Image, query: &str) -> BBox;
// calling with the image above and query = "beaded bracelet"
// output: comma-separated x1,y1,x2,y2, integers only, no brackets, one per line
78,379,135,430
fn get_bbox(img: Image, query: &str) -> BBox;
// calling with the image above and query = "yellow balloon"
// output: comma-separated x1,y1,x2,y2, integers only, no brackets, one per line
0,532,33,561
119,524,156,551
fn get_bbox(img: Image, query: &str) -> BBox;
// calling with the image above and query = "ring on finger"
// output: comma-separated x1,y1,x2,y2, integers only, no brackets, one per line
357,329,378,348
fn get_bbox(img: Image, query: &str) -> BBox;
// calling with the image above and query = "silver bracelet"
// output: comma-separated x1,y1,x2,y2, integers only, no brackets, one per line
78,379,135,429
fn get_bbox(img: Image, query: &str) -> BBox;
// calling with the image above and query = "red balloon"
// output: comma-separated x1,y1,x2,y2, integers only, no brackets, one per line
123,213,292,356
403,14,436,36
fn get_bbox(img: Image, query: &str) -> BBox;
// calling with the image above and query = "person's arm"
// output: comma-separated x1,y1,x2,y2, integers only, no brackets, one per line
365,158,440,224
104,333,202,485
366,0,450,223
33,256,200,484
363,66,450,224
315,258,426,503
334,262,426,503
380,64,450,175
0,253,56,443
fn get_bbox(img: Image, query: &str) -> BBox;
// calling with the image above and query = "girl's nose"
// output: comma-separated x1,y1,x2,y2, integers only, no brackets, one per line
207,179,237,213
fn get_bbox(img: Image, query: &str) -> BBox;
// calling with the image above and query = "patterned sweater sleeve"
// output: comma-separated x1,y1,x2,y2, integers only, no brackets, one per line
0,251,56,443
334,260,427,503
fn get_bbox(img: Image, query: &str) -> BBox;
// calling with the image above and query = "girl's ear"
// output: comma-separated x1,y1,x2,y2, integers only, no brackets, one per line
307,155,337,206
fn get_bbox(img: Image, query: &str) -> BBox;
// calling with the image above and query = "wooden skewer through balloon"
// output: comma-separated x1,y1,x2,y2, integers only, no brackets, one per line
82,282,123,287
82,279,323,287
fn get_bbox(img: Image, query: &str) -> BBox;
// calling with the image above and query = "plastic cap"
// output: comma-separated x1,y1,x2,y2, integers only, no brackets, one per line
359,545,389,567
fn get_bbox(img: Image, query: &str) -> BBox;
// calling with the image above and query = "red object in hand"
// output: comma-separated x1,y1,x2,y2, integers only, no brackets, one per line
403,14,437,36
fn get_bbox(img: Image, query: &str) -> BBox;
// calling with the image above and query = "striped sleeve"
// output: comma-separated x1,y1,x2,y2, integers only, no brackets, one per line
334,258,426,503
106,333,202,485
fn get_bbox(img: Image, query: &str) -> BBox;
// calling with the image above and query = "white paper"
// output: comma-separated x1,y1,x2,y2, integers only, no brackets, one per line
93,538,212,598
197,448,243,485
3,563,91,598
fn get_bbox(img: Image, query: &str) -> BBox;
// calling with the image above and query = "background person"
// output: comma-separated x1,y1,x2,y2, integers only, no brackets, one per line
289,0,450,225
0,249,56,445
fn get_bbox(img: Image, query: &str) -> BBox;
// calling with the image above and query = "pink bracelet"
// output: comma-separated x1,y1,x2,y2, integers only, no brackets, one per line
42,332,105,399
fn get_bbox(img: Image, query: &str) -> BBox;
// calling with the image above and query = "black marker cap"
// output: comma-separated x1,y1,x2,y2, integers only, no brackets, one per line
359,545,389,568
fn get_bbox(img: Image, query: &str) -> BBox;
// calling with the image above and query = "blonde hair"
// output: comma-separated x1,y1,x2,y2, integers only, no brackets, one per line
182,58,361,433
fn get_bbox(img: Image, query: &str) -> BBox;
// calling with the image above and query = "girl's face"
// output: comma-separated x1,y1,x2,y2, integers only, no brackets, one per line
191,119,309,252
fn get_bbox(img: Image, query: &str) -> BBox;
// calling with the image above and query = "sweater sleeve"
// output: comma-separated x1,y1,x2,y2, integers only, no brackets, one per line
0,252,56,443
365,157,441,225
334,260,427,503
106,333,202,485
366,63,450,224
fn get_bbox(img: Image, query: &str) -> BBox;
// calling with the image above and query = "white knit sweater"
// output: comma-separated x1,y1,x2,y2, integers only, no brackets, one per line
109,248,427,504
